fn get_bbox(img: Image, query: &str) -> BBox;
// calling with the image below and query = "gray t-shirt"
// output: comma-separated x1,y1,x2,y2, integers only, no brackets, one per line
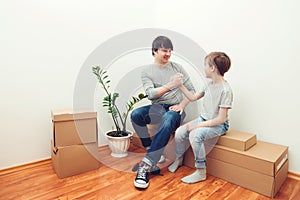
141,62,195,105
200,80,233,120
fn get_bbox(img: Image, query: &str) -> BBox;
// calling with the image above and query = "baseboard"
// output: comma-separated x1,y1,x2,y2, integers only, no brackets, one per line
0,158,51,175
288,171,300,181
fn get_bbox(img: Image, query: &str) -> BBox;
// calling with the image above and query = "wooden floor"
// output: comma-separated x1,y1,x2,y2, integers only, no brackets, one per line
1,144,300,200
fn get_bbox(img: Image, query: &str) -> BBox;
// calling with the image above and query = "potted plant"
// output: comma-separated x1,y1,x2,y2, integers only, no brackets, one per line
92,66,147,157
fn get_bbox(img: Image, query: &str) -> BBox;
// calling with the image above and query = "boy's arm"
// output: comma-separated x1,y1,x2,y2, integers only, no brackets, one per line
169,96,190,114
178,84,204,101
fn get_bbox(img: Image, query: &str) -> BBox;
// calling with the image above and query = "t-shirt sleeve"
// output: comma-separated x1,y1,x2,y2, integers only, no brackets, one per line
220,89,233,109
141,69,159,100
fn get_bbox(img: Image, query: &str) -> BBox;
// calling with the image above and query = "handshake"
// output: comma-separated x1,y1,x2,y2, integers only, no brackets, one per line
164,73,184,90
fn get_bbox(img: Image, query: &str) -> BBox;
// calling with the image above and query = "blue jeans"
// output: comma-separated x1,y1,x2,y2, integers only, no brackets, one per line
174,116,229,169
131,104,185,166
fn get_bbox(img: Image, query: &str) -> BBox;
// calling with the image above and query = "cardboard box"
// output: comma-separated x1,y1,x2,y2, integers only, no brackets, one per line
183,140,288,197
51,109,98,146
207,141,288,176
206,157,288,198
218,130,257,151
51,141,100,179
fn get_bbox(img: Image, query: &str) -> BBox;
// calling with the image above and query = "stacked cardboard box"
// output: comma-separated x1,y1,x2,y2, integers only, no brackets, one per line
183,130,288,198
51,109,100,178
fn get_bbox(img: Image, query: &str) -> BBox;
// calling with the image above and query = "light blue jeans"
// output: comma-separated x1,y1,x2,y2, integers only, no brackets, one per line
174,116,229,169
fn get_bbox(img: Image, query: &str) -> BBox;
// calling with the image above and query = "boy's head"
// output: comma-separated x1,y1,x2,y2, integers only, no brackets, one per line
152,36,173,56
205,52,231,76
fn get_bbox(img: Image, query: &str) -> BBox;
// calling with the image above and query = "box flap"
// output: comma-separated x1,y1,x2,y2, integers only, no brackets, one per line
53,117,98,146
51,109,97,121
51,142,100,178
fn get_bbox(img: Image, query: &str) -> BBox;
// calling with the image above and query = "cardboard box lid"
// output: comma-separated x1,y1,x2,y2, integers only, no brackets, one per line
51,109,97,122
218,130,257,151
208,140,288,176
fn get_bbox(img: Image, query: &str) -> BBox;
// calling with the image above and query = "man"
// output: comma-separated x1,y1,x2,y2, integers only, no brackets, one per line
131,36,196,189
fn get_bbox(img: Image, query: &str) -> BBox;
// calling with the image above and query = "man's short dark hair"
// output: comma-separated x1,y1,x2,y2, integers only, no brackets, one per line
152,36,173,56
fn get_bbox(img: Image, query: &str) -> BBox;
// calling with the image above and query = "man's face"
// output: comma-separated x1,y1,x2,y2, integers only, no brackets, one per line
154,48,172,65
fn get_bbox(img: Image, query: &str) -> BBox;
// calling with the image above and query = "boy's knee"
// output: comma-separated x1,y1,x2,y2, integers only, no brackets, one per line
174,126,187,140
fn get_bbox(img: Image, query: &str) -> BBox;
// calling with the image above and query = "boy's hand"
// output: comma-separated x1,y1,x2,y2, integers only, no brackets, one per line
170,73,184,86
186,122,199,132
164,73,184,90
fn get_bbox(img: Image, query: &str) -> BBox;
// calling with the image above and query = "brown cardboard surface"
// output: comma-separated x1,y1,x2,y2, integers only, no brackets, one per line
218,130,257,151
53,118,97,146
51,109,97,121
51,141,100,179
207,141,288,176
206,157,288,198
52,109,98,146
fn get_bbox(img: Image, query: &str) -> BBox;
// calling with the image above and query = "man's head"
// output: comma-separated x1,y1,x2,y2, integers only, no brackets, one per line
152,36,173,56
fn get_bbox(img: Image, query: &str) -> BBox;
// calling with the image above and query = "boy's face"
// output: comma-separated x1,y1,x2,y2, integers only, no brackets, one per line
154,48,172,65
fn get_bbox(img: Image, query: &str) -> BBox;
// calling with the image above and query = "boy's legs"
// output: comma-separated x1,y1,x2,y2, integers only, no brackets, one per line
181,122,227,183
168,118,200,172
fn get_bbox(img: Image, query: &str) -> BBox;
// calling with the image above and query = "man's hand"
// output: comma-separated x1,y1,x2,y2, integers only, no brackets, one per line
164,73,184,90
169,104,184,115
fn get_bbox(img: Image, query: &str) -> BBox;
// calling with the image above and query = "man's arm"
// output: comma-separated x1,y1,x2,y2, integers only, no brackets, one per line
142,72,182,100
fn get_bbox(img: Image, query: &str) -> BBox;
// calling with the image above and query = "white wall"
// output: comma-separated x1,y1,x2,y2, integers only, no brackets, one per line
1,0,299,174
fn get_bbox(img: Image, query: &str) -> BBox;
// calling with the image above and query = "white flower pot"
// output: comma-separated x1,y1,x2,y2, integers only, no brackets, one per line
105,131,132,158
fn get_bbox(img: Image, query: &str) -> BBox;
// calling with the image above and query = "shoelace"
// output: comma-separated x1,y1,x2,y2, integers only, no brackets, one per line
137,167,147,179
132,163,163,176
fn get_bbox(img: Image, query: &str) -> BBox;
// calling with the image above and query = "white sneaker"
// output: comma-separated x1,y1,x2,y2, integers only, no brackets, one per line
158,155,166,164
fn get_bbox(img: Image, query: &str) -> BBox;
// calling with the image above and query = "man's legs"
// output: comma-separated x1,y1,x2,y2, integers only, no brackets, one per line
131,104,165,149
142,106,183,167
134,104,185,189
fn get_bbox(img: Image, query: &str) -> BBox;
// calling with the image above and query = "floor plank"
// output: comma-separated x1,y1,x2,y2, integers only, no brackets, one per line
0,144,298,200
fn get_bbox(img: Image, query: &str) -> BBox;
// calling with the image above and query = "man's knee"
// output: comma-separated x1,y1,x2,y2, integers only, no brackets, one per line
163,111,181,125
130,109,140,122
